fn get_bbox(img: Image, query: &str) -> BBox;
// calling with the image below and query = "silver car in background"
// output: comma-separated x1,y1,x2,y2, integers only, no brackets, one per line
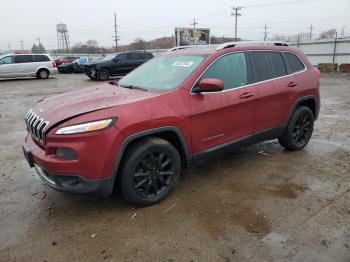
0,54,58,79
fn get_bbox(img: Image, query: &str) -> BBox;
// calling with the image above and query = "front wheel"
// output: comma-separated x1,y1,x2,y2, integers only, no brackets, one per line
278,106,314,150
120,138,181,206
97,69,110,81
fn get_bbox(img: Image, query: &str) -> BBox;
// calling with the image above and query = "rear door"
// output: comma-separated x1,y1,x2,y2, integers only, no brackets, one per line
249,51,294,132
127,52,143,72
14,55,34,76
190,52,256,153
0,56,16,77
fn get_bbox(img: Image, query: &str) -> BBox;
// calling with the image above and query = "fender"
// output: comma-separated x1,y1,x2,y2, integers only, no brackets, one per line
288,95,317,121
110,126,191,192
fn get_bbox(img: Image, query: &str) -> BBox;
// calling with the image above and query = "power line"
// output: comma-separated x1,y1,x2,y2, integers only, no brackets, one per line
190,18,198,29
309,24,314,40
264,24,268,40
114,12,120,52
231,7,242,40
19,39,24,50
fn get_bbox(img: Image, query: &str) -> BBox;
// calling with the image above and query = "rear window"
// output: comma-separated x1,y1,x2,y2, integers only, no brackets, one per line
250,51,287,83
283,52,305,74
33,55,50,62
14,55,33,63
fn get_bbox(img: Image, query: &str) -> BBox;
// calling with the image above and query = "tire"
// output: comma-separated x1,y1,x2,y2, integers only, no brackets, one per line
37,69,49,79
120,137,181,206
278,106,314,150
97,68,110,81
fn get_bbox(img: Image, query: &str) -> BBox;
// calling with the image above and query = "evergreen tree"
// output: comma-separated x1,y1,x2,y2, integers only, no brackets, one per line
31,44,38,53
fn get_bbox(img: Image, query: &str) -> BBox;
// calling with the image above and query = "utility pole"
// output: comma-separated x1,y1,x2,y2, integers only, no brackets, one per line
37,36,41,45
20,39,24,50
263,24,268,41
231,7,242,41
341,26,345,37
8,43,11,52
190,18,198,29
309,24,314,41
114,12,119,52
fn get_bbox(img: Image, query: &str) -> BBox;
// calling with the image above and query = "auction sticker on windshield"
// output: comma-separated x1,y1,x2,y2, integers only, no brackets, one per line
172,61,194,67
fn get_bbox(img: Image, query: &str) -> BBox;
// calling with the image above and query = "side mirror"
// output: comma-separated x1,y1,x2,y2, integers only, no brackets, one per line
193,78,224,93
113,58,119,63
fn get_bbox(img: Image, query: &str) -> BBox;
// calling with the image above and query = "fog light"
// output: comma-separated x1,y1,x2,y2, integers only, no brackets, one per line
56,148,78,160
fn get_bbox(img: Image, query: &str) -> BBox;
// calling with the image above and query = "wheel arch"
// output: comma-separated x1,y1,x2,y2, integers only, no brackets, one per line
289,95,317,121
110,126,191,191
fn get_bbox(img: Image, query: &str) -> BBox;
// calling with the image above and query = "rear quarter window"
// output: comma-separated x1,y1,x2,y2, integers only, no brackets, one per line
33,55,50,62
283,52,305,74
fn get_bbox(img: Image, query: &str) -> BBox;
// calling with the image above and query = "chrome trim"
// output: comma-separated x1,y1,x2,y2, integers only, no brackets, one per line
190,50,307,95
34,163,56,185
25,109,49,144
215,41,289,51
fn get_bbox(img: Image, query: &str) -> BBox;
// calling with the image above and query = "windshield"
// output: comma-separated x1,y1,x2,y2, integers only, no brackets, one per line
100,55,115,61
118,55,207,91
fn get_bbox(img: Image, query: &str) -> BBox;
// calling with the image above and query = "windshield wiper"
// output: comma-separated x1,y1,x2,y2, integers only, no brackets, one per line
119,84,148,91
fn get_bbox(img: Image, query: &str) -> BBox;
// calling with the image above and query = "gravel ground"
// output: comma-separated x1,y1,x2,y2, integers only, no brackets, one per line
0,73,349,262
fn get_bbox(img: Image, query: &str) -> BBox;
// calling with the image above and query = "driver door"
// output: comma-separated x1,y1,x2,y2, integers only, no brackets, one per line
190,52,256,154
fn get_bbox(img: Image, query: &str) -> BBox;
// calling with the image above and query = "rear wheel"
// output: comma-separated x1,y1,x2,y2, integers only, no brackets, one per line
120,138,181,206
97,69,110,81
278,106,314,150
37,69,49,79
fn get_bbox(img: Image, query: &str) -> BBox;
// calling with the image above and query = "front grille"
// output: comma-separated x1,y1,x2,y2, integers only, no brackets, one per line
25,110,49,143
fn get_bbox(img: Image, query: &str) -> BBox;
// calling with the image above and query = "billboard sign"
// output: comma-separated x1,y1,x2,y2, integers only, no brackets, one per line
175,28,210,46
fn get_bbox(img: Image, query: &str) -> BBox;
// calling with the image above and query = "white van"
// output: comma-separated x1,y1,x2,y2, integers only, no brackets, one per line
0,54,58,79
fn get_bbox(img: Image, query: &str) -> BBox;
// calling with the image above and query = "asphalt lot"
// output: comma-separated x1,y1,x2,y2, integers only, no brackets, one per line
0,73,349,262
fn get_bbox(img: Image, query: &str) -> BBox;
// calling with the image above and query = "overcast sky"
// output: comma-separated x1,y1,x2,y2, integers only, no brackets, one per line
0,0,349,51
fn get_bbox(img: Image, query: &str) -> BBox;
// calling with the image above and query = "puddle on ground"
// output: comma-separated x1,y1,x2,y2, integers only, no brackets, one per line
261,183,308,199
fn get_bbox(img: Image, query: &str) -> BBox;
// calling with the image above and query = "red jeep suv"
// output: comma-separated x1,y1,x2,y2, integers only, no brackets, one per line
23,42,320,206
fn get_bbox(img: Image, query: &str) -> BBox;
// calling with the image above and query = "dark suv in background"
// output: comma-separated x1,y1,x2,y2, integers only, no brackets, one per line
84,51,153,80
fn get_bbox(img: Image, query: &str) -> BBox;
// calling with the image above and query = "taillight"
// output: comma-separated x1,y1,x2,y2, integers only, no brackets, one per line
52,61,57,68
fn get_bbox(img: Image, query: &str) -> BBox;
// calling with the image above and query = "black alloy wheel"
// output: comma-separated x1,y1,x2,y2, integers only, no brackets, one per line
278,106,314,150
133,152,175,198
120,137,181,206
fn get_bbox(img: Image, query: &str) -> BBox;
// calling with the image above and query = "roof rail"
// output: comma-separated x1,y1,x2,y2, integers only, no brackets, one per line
167,44,219,52
215,41,290,51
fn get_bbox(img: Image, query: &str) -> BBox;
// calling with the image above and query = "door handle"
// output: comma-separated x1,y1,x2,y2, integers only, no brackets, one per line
287,82,298,87
239,92,254,99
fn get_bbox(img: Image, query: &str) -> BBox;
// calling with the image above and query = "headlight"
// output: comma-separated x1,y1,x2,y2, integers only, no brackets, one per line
56,118,115,135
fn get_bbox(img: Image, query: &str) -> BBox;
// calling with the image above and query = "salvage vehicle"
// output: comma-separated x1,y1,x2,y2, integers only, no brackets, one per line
54,56,80,67
84,51,153,80
0,54,57,79
58,57,98,74
23,41,320,206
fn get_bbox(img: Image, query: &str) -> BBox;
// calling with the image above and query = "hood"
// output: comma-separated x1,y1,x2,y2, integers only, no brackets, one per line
32,83,162,129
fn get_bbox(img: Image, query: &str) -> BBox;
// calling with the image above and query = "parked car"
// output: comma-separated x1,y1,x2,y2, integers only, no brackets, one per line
54,56,80,67
84,51,153,80
23,42,320,206
58,57,97,74
0,54,57,79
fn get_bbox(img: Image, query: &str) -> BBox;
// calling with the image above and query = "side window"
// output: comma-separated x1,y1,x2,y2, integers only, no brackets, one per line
14,55,33,63
140,53,153,59
0,56,15,64
116,53,127,61
200,52,248,90
33,55,50,62
128,53,141,60
250,51,287,83
283,52,305,74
